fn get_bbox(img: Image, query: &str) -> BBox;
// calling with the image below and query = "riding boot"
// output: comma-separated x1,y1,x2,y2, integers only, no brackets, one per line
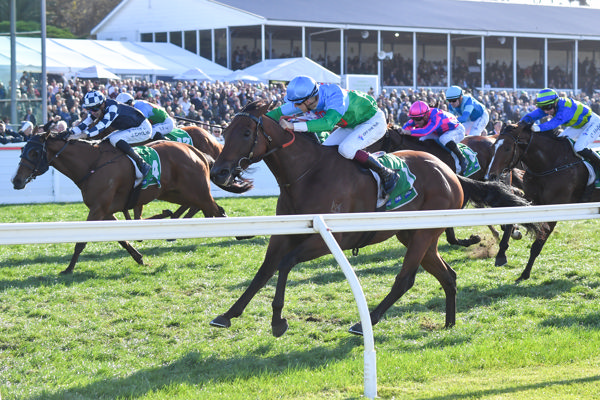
578,148,600,171
152,132,166,141
115,139,151,177
445,141,468,174
363,153,399,195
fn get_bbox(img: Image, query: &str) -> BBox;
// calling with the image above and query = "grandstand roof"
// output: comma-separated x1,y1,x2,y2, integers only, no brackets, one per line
210,0,600,39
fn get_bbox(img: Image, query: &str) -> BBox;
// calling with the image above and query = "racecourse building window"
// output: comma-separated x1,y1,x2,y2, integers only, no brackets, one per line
155,32,167,43
170,31,183,47
184,31,197,54
140,33,153,42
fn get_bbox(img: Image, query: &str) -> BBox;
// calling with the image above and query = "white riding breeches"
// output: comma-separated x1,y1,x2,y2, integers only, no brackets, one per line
463,110,490,136
558,113,600,152
152,116,175,136
108,119,153,146
419,124,466,146
322,108,387,159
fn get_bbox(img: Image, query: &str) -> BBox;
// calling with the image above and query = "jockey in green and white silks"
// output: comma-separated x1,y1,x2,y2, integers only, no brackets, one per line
116,92,175,140
521,88,600,171
267,75,399,195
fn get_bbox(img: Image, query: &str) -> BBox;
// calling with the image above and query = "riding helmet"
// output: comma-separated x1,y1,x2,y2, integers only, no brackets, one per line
83,90,106,109
284,76,319,103
445,85,463,101
116,92,134,105
536,88,558,107
409,100,431,120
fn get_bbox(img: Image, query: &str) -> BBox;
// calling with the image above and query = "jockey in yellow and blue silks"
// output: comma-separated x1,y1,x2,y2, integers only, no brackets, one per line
402,101,468,174
446,86,489,136
521,88,600,171
116,92,175,140
266,75,398,194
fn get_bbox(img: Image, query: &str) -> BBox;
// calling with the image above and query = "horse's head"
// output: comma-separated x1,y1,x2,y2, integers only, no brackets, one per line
12,132,51,189
211,100,275,186
486,122,531,180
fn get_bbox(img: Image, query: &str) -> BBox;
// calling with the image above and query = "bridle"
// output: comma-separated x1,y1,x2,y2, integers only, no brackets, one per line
17,136,52,184
231,111,295,174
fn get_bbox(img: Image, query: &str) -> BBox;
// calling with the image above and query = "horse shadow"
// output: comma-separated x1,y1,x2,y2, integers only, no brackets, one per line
25,338,362,400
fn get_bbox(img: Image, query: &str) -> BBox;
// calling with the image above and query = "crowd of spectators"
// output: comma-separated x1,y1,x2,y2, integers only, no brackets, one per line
3,72,600,143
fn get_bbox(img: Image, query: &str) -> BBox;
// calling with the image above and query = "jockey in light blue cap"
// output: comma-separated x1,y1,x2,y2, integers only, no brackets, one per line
445,85,489,136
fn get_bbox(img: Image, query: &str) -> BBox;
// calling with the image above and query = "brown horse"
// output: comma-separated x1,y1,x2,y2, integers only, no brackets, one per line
12,128,229,274
209,100,539,336
487,121,590,282
127,125,252,220
369,129,525,255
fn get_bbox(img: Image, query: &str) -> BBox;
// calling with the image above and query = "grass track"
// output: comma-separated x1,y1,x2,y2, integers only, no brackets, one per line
1,198,599,399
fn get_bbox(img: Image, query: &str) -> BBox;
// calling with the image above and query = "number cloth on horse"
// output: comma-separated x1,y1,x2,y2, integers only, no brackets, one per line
375,152,418,210
457,143,481,177
165,127,193,145
133,146,161,189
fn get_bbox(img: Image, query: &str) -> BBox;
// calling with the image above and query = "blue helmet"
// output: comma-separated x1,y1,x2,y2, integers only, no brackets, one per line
445,85,463,101
284,76,319,103
83,90,106,109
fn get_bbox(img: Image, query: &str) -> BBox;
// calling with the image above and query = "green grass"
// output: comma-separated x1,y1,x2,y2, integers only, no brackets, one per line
1,198,600,399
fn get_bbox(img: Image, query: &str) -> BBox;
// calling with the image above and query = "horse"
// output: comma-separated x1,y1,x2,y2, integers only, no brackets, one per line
125,125,252,220
369,128,525,252
12,127,229,274
209,100,540,337
486,121,591,282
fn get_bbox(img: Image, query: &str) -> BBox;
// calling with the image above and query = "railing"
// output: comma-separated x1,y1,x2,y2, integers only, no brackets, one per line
2,203,600,399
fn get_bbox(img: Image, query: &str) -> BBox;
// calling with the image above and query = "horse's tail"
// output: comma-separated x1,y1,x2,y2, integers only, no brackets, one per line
458,175,545,237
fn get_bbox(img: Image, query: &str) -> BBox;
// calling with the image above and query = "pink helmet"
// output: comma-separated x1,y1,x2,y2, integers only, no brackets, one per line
409,101,431,120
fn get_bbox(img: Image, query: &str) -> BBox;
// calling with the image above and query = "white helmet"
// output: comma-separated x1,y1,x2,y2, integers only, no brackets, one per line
83,90,106,110
116,92,134,105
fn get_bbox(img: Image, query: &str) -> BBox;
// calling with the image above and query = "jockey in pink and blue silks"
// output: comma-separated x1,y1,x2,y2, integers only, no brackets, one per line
402,101,468,174
446,86,489,136
266,75,398,194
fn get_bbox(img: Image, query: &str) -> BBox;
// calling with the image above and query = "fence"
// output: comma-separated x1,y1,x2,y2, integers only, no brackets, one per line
2,203,600,399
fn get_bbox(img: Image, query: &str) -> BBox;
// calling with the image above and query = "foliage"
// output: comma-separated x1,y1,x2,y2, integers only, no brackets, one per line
0,0,120,37
0,198,600,399
0,20,76,39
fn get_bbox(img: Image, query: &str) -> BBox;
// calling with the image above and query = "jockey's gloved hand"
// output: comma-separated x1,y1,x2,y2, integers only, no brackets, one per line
57,128,72,140
531,124,541,132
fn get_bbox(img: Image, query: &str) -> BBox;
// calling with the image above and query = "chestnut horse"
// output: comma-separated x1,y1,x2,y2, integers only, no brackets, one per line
12,128,229,274
487,121,590,282
209,100,539,336
369,129,525,259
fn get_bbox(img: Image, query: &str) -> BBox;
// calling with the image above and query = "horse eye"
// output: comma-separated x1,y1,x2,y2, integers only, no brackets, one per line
244,129,252,137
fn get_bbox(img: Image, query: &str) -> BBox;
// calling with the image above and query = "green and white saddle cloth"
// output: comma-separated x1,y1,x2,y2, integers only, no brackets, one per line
133,146,161,189
165,127,193,145
455,143,480,177
374,152,418,211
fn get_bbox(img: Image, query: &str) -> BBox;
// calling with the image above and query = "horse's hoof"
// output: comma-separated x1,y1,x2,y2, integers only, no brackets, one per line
272,318,288,337
59,269,73,275
236,236,254,240
166,239,176,242
348,323,364,336
511,230,523,240
515,274,529,283
495,256,507,267
210,315,231,328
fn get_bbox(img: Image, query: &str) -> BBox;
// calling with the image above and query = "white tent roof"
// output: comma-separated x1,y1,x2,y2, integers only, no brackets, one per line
76,65,121,80
172,67,214,81
240,57,341,84
0,37,232,81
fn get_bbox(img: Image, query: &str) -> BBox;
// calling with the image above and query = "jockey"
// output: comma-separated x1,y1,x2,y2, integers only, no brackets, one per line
116,92,175,140
266,75,398,194
402,101,468,174
521,88,600,171
66,90,152,176
445,86,489,136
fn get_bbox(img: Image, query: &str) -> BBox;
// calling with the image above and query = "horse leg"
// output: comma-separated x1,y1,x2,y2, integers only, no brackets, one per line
210,235,294,329
495,224,514,267
349,229,441,335
445,227,481,247
106,214,143,265
516,222,556,283
270,235,338,337
488,225,501,241
60,242,88,275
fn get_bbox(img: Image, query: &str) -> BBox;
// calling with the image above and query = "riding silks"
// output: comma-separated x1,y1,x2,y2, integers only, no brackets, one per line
375,153,418,211
133,146,161,189
165,127,193,146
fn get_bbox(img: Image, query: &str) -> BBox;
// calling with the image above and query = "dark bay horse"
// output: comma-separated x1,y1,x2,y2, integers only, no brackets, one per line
12,128,228,274
369,129,525,254
209,100,539,336
487,121,590,282
127,125,252,220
